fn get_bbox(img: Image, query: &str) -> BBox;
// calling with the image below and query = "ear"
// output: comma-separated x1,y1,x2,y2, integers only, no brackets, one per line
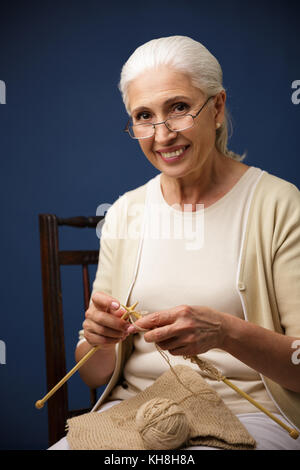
214,91,226,127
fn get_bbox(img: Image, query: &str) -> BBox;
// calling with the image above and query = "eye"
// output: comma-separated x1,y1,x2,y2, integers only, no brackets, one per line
171,102,189,114
134,111,152,122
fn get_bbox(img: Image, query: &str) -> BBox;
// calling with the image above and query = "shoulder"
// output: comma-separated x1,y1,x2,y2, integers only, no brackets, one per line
253,171,300,208
248,171,300,246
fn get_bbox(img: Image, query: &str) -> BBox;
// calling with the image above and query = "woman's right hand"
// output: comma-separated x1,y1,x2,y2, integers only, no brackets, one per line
83,292,130,348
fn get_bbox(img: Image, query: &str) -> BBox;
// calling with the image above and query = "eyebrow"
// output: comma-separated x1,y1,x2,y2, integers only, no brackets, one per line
131,95,191,115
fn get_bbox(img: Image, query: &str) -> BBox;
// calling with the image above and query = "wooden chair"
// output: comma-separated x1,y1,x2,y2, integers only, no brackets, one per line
39,214,104,447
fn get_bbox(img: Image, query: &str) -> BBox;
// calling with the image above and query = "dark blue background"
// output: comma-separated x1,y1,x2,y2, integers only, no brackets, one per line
0,0,299,450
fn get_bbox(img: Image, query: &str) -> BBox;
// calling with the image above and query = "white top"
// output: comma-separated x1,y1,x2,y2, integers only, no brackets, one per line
109,167,279,415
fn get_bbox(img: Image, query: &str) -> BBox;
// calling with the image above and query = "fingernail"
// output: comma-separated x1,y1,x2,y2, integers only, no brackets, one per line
111,301,119,310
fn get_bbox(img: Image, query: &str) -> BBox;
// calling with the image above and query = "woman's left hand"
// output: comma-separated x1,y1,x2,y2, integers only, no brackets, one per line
127,305,230,356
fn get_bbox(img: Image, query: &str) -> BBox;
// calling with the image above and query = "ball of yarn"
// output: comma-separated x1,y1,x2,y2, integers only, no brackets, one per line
135,398,190,450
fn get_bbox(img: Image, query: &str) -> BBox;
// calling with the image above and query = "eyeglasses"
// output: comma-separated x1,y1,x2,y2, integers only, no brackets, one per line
124,95,215,140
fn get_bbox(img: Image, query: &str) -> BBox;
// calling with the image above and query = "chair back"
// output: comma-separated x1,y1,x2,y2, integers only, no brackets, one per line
39,214,103,446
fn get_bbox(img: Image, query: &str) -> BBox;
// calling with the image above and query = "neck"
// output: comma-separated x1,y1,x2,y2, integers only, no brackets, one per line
160,151,248,211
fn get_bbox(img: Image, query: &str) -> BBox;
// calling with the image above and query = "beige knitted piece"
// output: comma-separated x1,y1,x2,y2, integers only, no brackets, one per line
66,365,256,450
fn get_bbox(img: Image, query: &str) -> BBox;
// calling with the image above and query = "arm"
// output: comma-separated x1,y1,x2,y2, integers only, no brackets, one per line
222,182,300,393
75,340,116,389
221,314,300,393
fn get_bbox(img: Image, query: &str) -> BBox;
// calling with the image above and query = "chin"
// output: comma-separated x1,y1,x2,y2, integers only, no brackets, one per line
148,155,194,179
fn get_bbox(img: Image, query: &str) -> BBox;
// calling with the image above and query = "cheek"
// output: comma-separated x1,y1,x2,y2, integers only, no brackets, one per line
187,124,215,150
139,140,155,159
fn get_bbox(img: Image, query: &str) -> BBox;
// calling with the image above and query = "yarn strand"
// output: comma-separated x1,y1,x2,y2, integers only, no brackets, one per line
155,345,197,396
184,355,224,381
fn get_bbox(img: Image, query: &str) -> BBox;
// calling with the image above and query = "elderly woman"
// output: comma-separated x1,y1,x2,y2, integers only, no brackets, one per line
50,36,300,450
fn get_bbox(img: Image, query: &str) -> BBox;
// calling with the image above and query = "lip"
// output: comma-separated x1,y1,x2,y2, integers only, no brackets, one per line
156,145,190,163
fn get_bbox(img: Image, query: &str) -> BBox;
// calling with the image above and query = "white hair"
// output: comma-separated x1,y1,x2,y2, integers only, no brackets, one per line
119,35,245,161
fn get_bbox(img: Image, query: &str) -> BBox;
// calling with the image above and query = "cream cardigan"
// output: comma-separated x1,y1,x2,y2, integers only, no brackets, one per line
90,170,300,431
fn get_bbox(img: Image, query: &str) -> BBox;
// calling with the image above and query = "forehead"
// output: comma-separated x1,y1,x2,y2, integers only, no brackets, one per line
127,66,204,112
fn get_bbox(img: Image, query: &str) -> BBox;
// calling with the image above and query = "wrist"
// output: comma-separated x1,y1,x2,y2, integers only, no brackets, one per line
220,312,244,353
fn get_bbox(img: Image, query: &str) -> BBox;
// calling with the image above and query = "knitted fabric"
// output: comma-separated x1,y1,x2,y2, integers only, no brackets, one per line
66,365,256,450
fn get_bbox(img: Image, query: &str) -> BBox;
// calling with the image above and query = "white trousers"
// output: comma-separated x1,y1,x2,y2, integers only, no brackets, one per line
48,400,300,451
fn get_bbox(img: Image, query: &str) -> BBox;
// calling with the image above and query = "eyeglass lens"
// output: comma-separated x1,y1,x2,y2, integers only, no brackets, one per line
130,114,194,139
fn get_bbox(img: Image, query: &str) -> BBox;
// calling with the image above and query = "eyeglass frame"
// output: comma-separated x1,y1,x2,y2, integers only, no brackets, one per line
124,95,215,140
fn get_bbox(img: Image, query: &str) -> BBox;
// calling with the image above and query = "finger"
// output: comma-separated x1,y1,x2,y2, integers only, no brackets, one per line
91,292,128,321
83,318,126,339
143,323,180,344
156,336,183,351
84,330,127,348
133,309,177,331
91,292,123,315
87,310,128,333
168,345,187,356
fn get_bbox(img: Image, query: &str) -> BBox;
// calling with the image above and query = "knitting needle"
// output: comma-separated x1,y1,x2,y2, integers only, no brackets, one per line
188,356,299,440
222,377,299,439
35,345,102,409
35,303,140,410
120,302,142,320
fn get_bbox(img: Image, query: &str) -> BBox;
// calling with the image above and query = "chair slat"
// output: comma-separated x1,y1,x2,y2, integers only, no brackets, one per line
57,216,103,228
82,264,91,312
59,250,99,265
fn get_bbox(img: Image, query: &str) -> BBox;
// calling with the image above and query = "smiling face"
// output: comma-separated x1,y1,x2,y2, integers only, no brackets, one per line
127,66,225,181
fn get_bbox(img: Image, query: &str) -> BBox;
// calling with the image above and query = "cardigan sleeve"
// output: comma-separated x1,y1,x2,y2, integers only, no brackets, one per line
90,205,116,298
272,183,300,337
77,200,120,345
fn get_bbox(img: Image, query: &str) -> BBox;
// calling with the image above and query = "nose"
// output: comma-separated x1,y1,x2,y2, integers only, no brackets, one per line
154,122,178,145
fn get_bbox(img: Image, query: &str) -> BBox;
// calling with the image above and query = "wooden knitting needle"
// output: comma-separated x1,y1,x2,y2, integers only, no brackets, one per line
35,302,140,410
35,345,102,409
222,377,299,439
189,356,299,440
120,302,142,320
